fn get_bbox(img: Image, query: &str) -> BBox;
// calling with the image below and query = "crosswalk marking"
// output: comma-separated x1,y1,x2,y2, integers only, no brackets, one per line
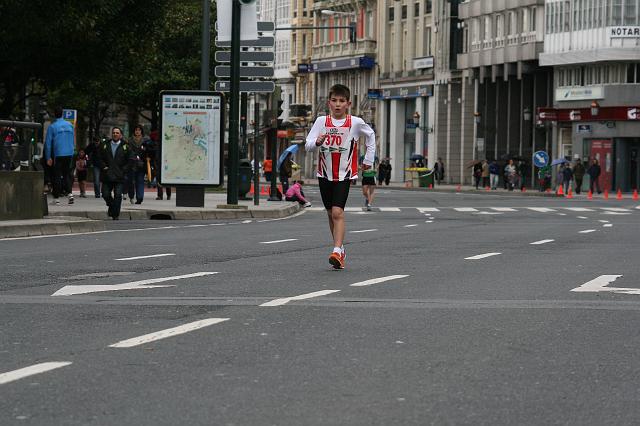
565,207,594,212
454,207,478,212
379,207,401,212
490,207,517,212
417,207,440,212
303,206,634,215
527,207,556,212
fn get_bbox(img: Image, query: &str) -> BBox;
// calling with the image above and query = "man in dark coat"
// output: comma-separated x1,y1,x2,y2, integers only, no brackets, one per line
98,127,132,220
587,159,602,194
573,159,586,194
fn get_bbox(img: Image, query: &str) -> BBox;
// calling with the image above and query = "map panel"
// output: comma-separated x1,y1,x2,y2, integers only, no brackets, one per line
160,94,222,185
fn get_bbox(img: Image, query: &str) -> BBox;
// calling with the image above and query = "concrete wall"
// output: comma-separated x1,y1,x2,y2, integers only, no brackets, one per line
0,172,44,220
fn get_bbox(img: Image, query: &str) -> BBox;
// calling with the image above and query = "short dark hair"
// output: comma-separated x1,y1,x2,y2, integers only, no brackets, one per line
329,84,350,101
133,124,144,135
54,107,63,118
112,127,123,134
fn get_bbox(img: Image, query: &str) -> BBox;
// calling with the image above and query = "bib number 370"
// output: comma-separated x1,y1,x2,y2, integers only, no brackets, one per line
325,134,343,146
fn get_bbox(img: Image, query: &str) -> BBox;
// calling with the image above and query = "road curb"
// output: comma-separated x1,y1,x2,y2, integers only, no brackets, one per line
0,218,106,239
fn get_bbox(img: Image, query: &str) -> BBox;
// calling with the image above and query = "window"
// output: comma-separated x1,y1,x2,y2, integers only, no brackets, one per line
612,0,623,26
625,0,637,25
402,5,407,20
564,1,571,31
531,7,537,31
496,13,504,38
425,27,432,56
415,3,420,17
426,0,432,14
389,7,394,22
484,15,492,41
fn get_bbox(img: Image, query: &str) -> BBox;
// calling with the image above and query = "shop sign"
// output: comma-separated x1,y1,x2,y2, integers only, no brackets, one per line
569,110,582,121
413,56,434,69
577,124,592,133
555,86,604,101
628,108,640,120
608,26,640,38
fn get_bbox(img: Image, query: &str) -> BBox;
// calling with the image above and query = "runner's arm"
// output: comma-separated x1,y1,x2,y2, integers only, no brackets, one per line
305,117,326,151
355,118,376,168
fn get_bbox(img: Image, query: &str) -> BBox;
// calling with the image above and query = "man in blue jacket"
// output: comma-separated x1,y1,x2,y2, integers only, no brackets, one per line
44,108,75,204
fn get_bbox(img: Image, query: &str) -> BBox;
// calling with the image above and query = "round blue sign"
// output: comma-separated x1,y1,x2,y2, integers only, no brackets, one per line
533,151,549,168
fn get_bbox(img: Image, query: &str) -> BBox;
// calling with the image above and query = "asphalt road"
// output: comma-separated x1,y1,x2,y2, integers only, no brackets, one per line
2,189,640,425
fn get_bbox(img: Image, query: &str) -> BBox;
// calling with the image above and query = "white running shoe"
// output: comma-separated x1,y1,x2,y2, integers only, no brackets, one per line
303,202,312,207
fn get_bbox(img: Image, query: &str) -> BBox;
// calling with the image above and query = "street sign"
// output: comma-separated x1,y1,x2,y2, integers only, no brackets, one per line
214,66,274,78
257,21,275,32
215,51,275,63
533,150,549,168
215,36,274,48
215,81,275,93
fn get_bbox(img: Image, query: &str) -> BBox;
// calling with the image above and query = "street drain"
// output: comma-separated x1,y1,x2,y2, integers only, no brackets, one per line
150,214,173,220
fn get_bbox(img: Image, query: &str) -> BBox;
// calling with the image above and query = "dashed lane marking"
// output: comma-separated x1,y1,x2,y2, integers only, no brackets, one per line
109,318,229,348
565,207,595,212
115,253,176,261
350,275,409,287
260,290,341,307
490,207,517,212
0,362,72,385
530,239,555,245
260,239,298,244
404,224,419,228
527,207,556,212
465,252,501,260
579,229,597,234
454,207,478,212
350,229,378,233
417,208,440,212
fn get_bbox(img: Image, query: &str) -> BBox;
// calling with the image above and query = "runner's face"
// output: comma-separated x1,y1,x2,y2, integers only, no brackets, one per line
328,95,350,119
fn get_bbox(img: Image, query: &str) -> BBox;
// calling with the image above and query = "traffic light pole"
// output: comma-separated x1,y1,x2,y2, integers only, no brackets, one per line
253,98,260,206
227,0,242,205
268,86,281,201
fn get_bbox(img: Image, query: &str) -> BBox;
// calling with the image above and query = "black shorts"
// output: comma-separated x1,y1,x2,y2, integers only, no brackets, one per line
361,176,376,186
77,170,87,182
318,178,351,210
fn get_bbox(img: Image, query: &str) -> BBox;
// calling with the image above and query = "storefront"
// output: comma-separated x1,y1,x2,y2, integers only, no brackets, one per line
538,106,640,191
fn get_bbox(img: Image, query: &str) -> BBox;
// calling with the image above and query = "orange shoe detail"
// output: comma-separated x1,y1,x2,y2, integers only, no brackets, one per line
329,252,345,269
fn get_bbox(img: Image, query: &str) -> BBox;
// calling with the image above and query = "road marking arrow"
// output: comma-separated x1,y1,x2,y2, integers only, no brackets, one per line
569,275,640,295
52,272,218,296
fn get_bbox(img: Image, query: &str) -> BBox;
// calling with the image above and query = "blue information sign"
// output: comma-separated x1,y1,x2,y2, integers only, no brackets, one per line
533,151,549,168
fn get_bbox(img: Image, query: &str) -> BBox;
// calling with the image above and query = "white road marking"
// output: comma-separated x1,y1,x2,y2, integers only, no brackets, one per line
569,275,640,295
417,207,440,212
603,211,631,215
490,207,517,212
454,207,478,212
599,220,610,223
52,272,218,296
260,290,340,307
577,216,588,219
404,224,419,228
557,213,567,216
260,238,298,244
465,252,501,260
379,207,401,212
305,207,325,212
115,253,175,261
475,211,503,215
109,318,229,348
527,207,556,212
344,207,361,212
603,224,613,227
0,362,72,385
565,207,594,212
530,239,555,245
425,220,434,223
350,275,409,287
601,207,632,212
579,229,597,234
350,229,378,233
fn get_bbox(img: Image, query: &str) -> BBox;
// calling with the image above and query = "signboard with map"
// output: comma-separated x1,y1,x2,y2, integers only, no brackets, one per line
159,91,224,186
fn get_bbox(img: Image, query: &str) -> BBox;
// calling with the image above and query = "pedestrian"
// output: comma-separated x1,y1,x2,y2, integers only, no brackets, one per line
573,159,586,194
489,160,500,190
562,162,573,194
517,160,527,191
43,107,75,205
587,158,602,194
538,165,551,191
556,164,565,192
84,137,103,198
481,159,490,189
150,130,171,200
434,157,445,185
473,161,482,189
98,127,132,220
378,158,392,185
305,83,376,270
361,162,377,211
75,150,88,197
284,180,311,207
126,125,149,204
504,159,516,191
263,157,273,182
279,152,292,194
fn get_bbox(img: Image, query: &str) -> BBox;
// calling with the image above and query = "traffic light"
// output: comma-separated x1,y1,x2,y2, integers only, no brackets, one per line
349,22,356,43
277,99,284,118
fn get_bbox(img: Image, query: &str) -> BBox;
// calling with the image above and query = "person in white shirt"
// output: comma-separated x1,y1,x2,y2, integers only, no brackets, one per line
305,84,376,270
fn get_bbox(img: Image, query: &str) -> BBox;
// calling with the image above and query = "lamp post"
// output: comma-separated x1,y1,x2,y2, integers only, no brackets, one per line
590,100,600,117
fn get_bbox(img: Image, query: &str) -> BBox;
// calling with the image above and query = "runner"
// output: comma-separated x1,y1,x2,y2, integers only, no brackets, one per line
305,84,376,270
361,163,376,211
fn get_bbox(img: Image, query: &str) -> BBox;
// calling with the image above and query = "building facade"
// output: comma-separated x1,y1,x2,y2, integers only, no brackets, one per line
539,0,640,191
457,0,550,187
376,0,435,182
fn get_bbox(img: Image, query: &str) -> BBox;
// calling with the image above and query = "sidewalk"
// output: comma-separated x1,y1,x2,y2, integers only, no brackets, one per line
0,188,300,239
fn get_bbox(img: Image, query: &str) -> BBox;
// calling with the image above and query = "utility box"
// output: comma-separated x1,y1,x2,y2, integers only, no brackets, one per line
238,158,252,199
0,171,44,220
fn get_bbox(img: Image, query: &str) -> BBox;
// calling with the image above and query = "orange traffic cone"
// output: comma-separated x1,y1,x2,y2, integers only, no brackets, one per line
428,183,433,189
567,187,573,199
249,183,254,194
587,190,593,200
616,189,623,200
633,189,639,201
260,185,268,195
557,185,564,196
604,189,609,199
